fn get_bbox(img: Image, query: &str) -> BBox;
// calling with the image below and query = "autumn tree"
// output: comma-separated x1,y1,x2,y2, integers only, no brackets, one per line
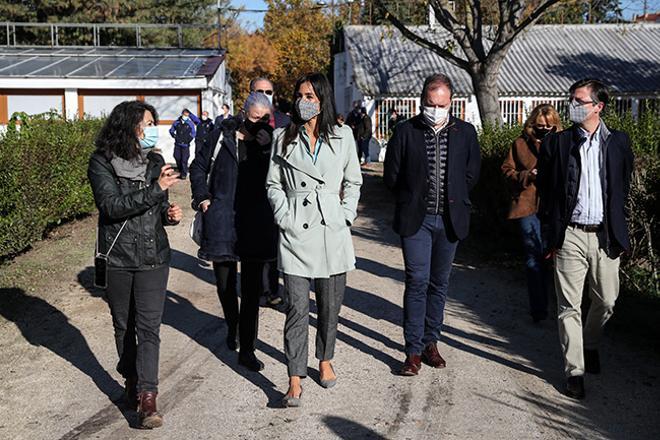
217,25,279,108
263,0,334,100
376,0,562,124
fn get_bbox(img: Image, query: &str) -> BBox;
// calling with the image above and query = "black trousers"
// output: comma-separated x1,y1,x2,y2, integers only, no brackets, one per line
212,261,262,353
173,145,190,178
106,265,169,393
263,260,280,296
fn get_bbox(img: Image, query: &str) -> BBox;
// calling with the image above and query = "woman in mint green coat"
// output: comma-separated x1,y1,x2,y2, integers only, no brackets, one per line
266,73,362,407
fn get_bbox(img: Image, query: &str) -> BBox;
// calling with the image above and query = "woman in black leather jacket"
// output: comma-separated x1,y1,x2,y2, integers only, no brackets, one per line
87,101,182,429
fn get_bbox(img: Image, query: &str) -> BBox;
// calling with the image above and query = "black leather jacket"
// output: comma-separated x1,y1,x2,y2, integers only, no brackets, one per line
87,151,178,270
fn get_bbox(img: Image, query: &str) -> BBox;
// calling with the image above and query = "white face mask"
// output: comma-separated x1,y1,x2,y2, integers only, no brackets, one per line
568,99,593,124
423,106,450,126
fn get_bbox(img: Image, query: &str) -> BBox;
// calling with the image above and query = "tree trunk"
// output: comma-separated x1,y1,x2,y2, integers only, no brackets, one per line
470,63,502,126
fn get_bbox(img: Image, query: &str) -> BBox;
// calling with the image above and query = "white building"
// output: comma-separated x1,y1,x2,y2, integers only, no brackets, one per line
0,45,231,162
334,23,660,143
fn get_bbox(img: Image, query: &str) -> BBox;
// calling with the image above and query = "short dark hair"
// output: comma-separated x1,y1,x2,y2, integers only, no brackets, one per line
222,103,230,110
569,78,609,109
421,73,453,104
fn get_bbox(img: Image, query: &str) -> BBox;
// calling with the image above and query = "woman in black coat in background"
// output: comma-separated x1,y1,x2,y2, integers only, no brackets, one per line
189,92,278,372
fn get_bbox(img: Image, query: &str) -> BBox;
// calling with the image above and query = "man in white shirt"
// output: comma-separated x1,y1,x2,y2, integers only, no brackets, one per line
537,79,634,399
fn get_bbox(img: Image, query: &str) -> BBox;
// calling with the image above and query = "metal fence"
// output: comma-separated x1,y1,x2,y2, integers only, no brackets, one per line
0,22,219,48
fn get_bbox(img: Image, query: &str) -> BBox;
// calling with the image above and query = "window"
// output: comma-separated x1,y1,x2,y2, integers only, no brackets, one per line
499,99,524,125
83,95,136,118
144,95,199,121
7,94,63,117
373,97,419,140
531,98,568,120
451,98,467,120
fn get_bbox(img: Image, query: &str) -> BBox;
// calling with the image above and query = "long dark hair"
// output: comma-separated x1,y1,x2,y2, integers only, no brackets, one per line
282,73,337,153
95,100,159,161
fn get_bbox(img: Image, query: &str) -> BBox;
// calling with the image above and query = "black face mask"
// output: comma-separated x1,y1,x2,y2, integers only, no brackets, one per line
534,127,552,139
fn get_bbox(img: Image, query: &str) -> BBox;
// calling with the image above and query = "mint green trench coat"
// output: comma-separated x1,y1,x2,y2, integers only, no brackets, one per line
266,124,363,278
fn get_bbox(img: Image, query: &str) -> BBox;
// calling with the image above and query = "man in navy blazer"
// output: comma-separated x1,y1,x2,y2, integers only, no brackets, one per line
384,73,481,376
537,78,634,400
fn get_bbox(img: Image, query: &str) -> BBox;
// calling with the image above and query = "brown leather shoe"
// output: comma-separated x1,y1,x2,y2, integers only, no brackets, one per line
138,391,163,429
124,376,138,411
400,354,422,376
422,343,446,368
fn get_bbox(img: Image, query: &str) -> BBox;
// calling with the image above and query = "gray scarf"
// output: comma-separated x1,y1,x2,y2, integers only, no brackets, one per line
110,151,148,181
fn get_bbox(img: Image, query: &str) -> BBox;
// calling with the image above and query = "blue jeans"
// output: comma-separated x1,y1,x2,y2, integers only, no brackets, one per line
518,214,550,320
401,214,458,355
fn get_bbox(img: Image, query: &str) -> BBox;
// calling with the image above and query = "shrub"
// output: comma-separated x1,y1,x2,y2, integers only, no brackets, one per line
0,115,103,258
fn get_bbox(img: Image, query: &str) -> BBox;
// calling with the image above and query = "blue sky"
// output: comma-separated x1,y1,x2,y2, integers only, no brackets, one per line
231,0,268,31
230,0,660,31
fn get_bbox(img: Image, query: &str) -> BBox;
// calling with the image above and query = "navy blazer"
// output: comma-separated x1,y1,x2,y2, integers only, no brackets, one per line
537,124,634,257
384,115,481,239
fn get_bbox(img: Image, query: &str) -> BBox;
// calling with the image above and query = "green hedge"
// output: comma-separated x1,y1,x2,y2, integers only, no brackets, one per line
0,115,102,258
472,109,660,297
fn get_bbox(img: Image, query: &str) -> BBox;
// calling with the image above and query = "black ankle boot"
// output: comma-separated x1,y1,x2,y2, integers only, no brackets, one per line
238,351,264,372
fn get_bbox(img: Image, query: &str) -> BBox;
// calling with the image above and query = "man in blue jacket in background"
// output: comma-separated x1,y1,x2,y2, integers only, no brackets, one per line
169,108,199,180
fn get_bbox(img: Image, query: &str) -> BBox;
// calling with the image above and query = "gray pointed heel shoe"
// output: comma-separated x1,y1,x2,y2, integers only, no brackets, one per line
282,387,303,408
320,364,337,389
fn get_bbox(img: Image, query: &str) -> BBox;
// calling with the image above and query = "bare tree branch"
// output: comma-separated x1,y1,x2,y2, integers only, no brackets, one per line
375,0,471,70
429,0,481,64
493,0,561,53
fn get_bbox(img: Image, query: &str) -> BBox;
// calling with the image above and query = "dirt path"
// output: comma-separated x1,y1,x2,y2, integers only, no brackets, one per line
1,170,658,440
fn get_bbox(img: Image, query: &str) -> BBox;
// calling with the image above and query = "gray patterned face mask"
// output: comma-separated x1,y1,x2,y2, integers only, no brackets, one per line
296,98,321,122
569,100,592,124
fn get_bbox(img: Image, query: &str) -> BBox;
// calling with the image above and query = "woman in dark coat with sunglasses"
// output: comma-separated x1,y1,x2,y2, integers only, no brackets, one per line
190,92,278,372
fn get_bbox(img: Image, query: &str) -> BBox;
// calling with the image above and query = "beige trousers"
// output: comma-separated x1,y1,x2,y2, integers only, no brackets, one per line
554,226,620,377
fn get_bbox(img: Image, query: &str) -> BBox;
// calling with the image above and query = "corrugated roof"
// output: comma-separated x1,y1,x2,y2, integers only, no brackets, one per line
0,47,225,79
344,24,660,97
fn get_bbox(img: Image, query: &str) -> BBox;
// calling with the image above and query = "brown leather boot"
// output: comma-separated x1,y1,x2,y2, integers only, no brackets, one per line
124,376,138,411
138,391,163,429
399,354,422,376
421,343,447,368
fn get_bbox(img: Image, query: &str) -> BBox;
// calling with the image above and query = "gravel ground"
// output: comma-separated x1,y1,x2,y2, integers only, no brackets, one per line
0,168,658,440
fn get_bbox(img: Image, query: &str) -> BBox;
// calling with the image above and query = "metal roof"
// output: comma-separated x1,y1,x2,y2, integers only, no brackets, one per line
0,47,225,79
343,24,660,97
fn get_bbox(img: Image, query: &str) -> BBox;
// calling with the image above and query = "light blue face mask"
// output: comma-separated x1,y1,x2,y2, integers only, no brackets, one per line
140,126,159,149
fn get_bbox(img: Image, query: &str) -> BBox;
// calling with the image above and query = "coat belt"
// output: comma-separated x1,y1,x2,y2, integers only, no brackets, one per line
285,188,340,197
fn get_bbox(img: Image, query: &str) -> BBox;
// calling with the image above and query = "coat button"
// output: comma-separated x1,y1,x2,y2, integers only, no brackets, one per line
321,220,326,225
303,223,309,229
148,211,152,215
301,181,306,187
303,200,309,206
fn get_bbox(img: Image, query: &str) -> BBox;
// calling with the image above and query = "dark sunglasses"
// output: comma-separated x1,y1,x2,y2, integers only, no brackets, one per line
256,89,274,96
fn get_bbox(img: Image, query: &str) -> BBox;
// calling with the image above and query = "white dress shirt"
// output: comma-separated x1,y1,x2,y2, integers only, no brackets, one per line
571,125,604,225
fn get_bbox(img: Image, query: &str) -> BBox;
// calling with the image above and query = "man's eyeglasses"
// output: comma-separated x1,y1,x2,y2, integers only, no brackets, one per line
570,99,596,107
256,89,274,96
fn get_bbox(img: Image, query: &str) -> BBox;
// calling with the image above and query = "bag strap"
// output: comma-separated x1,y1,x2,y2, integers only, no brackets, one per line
97,220,128,257
207,132,224,185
